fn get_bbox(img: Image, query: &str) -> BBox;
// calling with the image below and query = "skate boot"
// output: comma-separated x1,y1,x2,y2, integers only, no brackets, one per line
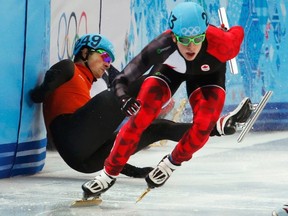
82,170,116,200
216,97,252,135
145,155,180,188
272,204,288,216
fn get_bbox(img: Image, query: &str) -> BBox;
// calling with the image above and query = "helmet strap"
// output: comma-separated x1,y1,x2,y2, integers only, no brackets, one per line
81,49,93,73
80,48,97,81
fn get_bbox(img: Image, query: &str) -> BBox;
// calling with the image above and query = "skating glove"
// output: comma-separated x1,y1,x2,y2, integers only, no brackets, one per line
29,86,45,103
120,96,141,116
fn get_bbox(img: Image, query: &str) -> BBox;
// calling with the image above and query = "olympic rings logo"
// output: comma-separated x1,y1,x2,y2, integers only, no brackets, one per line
181,26,201,36
57,11,88,60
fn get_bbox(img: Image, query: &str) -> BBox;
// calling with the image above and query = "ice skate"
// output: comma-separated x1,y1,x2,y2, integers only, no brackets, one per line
237,91,273,142
145,155,180,188
71,170,116,207
71,197,103,207
272,204,288,216
136,155,180,203
216,97,252,136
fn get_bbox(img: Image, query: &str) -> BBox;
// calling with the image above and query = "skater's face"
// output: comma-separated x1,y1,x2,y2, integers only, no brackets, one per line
172,33,205,61
82,48,112,79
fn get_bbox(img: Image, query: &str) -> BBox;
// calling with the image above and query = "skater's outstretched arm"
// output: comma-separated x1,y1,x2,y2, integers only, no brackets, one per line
30,59,74,103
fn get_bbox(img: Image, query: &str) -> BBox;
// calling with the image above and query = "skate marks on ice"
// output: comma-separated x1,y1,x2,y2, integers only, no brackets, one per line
0,176,148,215
1,136,288,216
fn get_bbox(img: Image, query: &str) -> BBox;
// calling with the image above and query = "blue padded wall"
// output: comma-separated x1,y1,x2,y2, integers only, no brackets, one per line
0,0,50,178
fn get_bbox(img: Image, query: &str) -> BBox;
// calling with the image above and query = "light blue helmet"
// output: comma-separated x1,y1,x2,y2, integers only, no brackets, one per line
73,34,115,62
168,2,209,37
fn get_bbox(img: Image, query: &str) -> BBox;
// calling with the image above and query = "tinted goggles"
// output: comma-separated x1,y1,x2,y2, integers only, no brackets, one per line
174,33,206,46
95,49,112,63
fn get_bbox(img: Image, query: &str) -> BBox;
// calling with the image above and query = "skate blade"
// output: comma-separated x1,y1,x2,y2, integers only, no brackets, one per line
237,90,273,143
70,197,102,207
136,187,151,203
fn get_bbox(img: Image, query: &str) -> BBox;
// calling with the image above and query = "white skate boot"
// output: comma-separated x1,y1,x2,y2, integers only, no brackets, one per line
136,155,180,203
145,155,180,188
82,170,116,200
71,170,116,207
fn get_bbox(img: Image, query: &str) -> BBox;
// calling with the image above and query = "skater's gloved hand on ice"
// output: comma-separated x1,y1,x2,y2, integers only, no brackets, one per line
120,95,141,116
121,164,153,178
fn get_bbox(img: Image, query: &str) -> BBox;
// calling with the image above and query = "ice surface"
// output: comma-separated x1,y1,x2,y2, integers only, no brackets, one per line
0,131,287,216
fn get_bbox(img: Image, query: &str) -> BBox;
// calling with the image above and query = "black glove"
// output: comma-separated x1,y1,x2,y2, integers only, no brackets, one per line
120,96,141,116
106,64,121,88
121,163,153,178
29,86,45,103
